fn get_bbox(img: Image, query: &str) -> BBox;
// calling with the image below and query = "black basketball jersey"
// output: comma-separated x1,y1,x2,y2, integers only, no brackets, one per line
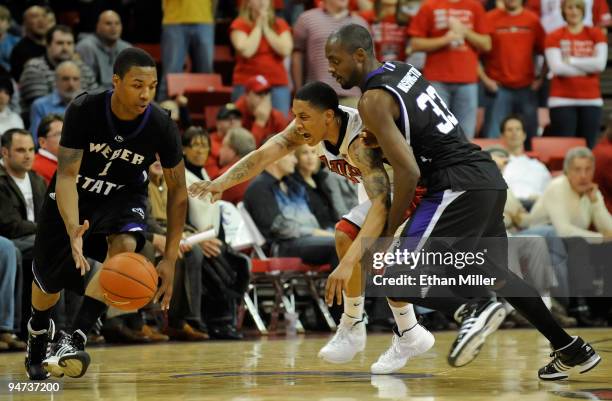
57,91,183,198
362,61,506,192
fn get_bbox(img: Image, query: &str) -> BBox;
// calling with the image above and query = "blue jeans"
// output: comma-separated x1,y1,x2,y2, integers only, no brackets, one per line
159,23,215,99
232,84,291,117
482,85,538,143
431,82,478,139
0,236,17,331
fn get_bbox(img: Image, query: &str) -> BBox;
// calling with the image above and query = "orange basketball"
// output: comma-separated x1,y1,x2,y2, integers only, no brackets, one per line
99,252,158,311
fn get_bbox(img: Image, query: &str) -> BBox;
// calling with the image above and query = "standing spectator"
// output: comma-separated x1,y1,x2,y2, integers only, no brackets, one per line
0,6,19,72
500,115,551,205
359,0,410,63
0,75,23,135
159,0,216,98
526,0,611,33
29,61,81,141
218,127,256,204
32,114,62,185
544,0,607,148
230,0,293,115
206,104,242,179
19,25,96,119
0,236,25,350
76,10,132,90
480,0,545,140
408,0,492,138
9,5,48,81
593,115,612,212
292,0,368,107
235,75,289,146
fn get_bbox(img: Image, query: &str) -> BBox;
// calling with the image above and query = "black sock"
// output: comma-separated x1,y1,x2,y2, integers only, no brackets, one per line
30,306,52,331
73,296,107,336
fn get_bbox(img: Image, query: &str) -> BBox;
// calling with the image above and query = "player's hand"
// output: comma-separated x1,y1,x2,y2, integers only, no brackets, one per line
325,262,353,306
69,220,90,276
152,234,166,256
188,179,223,202
200,238,223,258
154,258,175,310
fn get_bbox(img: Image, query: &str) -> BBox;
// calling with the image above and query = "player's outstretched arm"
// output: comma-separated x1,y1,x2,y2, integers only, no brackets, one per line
156,159,189,310
188,120,305,201
56,145,90,275
325,138,391,306
358,89,420,237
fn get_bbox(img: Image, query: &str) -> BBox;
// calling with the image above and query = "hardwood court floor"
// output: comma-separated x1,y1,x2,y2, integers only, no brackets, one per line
1,328,612,401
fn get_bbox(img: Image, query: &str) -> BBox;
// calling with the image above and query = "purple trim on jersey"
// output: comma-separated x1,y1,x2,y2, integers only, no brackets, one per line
120,222,146,232
399,191,444,252
363,62,395,89
105,90,152,143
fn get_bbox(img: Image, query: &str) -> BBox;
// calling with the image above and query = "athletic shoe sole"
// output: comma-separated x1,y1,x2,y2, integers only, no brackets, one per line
43,351,90,378
448,303,507,367
318,340,366,364
539,353,602,381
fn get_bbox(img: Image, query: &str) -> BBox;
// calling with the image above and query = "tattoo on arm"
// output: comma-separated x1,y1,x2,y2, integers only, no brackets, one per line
57,147,83,175
351,142,390,202
228,158,256,182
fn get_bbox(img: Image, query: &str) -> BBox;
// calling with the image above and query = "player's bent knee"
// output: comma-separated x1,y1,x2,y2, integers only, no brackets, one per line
31,281,60,310
107,233,138,256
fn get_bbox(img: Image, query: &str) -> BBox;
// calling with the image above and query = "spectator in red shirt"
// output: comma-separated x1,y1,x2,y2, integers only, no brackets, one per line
218,127,256,204
593,116,612,212
235,75,289,146
206,104,242,179
409,0,492,138
230,0,293,116
544,0,607,148
32,114,62,185
360,0,409,62
480,0,545,140
526,0,611,33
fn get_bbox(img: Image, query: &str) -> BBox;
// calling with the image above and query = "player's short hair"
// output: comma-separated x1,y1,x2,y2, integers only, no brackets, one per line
225,127,255,157
38,114,64,139
182,126,210,148
499,114,525,134
113,48,156,79
1,128,32,149
46,24,73,45
295,81,340,115
328,24,375,57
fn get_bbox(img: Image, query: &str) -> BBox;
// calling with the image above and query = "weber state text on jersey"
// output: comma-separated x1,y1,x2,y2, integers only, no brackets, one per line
361,61,506,192
316,105,364,184
57,91,183,197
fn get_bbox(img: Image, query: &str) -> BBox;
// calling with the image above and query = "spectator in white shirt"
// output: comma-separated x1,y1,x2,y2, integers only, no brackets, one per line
500,115,551,205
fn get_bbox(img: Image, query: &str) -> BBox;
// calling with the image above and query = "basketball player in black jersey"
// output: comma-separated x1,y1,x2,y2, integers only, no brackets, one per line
324,24,601,380
25,48,187,380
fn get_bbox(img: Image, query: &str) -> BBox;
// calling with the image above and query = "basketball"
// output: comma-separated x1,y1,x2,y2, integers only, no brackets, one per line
99,252,158,311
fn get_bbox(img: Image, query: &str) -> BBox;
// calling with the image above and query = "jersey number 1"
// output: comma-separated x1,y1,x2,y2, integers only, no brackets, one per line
416,85,458,134
99,161,112,176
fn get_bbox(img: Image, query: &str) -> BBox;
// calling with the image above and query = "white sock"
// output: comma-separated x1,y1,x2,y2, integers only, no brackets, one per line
343,294,365,319
542,293,552,310
504,301,514,314
388,302,418,336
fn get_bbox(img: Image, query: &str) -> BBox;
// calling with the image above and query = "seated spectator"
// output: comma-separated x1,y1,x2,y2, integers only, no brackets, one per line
499,115,551,205
19,25,96,119
206,103,242,178
544,0,607,148
0,6,19,72
9,5,48,81
529,147,612,242
235,75,289,146
29,61,81,140
218,127,256,204
593,115,612,213
243,152,338,266
230,0,293,115
0,75,23,134
0,236,25,350
32,114,62,184
76,10,132,89
292,144,338,230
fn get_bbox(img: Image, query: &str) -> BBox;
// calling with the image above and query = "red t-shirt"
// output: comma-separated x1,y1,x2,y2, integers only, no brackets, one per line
593,136,612,213
235,96,289,147
526,0,611,32
32,153,57,185
230,16,290,86
205,132,223,179
359,11,408,62
408,0,490,83
545,26,606,100
484,9,545,88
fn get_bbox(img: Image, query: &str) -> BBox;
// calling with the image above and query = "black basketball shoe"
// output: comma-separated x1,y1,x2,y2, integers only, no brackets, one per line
448,299,507,367
25,318,55,380
538,336,601,380
43,330,90,378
